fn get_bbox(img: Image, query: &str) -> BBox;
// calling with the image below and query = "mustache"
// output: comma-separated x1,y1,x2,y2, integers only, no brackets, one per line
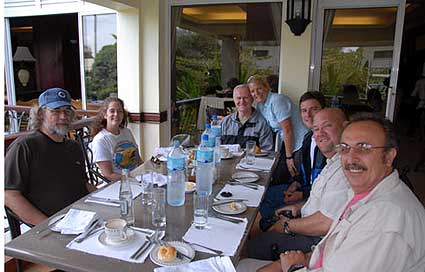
345,163,367,171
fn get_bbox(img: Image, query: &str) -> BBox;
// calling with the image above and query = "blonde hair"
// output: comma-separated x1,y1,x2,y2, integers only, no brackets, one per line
247,75,271,90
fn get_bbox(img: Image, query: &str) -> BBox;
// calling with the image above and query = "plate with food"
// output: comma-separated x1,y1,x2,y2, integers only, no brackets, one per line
150,241,195,267
212,201,247,215
231,171,259,183
185,182,196,193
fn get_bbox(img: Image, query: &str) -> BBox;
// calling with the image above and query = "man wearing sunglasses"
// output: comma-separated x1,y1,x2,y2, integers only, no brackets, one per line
258,114,425,272
5,88,91,226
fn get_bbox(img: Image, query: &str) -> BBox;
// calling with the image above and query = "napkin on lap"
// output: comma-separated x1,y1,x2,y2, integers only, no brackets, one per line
55,209,98,235
153,256,236,272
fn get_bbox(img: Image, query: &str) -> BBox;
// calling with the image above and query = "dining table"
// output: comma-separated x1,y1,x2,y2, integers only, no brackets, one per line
5,152,276,272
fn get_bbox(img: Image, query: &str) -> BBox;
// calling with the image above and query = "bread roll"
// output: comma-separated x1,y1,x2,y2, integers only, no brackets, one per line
229,202,239,211
255,146,261,154
157,245,177,262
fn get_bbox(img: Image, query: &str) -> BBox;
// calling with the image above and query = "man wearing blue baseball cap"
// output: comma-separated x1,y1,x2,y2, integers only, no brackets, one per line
5,88,91,225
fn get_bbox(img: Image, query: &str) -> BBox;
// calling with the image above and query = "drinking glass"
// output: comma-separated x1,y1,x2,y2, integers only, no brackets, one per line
140,171,154,205
152,188,166,233
245,140,256,165
193,191,209,229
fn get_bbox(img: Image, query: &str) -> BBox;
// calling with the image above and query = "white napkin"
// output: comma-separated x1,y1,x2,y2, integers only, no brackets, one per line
135,172,168,187
221,144,241,153
153,256,236,272
236,157,275,171
55,209,98,235
85,181,143,206
154,147,173,161
67,228,156,263
182,217,247,256
216,184,265,207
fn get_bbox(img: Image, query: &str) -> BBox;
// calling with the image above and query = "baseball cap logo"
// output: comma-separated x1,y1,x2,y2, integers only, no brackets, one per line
57,91,67,99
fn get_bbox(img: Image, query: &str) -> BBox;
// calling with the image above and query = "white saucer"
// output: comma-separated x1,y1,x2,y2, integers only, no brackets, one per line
98,228,135,247
49,214,66,232
231,171,259,183
185,182,196,193
150,241,195,267
255,151,269,157
212,202,247,215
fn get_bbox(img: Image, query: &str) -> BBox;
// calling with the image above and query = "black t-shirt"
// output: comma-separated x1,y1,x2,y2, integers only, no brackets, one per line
5,130,89,216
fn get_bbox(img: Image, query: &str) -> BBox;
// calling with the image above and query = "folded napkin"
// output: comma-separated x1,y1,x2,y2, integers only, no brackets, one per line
85,181,143,206
216,184,265,207
67,228,156,263
221,144,242,156
135,172,168,187
153,256,236,272
182,217,248,256
55,209,98,235
236,157,275,171
153,147,173,161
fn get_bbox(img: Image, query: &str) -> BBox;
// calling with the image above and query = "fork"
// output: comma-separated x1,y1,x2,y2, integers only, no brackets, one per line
183,241,223,255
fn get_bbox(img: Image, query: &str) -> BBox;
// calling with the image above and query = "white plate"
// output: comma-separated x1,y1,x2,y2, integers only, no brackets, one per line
255,151,269,157
212,202,247,215
231,171,259,183
98,228,135,248
49,214,66,232
185,182,196,193
221,153,233,160
150,241,195,267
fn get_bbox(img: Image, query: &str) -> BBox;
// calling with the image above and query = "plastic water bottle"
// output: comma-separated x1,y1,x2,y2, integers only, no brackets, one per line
167,140,186,206
211,115,222,139
196,134,214,195
202,124,216,148
119,169,135,225
214,137,221,181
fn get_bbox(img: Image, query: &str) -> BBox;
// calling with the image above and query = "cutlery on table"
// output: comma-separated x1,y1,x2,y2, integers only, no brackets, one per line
183,241,223,255
212,199,247,207
36,214,64,236
86,196,121,205
228,182,258,190
74,218,104,243
213,213,244,224
130,240,150,260
238,165,268,172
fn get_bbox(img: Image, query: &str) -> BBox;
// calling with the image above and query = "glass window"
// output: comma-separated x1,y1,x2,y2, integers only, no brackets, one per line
171,3,282,136
82,14,117,105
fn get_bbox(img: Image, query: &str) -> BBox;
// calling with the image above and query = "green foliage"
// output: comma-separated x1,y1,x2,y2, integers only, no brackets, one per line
239,47,273,83
86,43,117,100
320,47,368,96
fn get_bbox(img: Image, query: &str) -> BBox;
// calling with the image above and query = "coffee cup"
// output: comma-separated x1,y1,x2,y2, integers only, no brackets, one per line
220,146,230,158
104,218,128,243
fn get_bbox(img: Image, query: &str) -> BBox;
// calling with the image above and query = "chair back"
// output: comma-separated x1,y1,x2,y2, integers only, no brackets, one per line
74,126,112,186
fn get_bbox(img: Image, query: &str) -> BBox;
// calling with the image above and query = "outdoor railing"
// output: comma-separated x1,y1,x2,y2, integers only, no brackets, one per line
173,97,201,136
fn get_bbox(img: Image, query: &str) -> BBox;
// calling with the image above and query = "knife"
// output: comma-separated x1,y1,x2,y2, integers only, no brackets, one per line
86,196,121,205
36,214,65,235
212,199,246,206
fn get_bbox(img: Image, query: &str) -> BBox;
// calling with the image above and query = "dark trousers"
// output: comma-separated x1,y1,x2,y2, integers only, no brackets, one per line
270,142,303,186
246,231,322,261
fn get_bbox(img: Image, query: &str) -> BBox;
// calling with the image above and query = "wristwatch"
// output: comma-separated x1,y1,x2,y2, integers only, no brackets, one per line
287,264,305,272
283,220,294,235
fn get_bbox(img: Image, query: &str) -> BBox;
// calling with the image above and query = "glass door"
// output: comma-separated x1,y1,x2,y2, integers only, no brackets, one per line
311,0,406,120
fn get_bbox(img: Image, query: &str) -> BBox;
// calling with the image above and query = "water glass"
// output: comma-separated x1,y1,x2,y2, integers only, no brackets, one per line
140,171,154,205
152,188,166,233
193,192,209,229
245,140,256,165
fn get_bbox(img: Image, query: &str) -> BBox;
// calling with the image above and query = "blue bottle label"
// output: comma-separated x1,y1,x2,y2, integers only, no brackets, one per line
211,126,222,138
196,149,214,163
167,157,185,170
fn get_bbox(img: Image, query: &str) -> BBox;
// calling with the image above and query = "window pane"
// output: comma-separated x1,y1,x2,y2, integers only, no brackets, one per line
82,14,117,104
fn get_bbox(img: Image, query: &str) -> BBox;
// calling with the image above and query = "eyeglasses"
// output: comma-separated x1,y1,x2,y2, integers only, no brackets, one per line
335,143,388,155
47,108,74,116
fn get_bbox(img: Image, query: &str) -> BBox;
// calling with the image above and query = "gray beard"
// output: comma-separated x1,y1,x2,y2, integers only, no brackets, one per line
46,124,69,136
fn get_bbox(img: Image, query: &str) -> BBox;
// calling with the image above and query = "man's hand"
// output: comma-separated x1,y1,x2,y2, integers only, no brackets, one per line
284,191,303,203
268,216,290,233
286,158,297,177
280,250,308,272
286,181,301,193
275,205,301,218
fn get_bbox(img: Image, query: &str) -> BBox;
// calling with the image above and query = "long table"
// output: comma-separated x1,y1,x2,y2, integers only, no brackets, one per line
5,155,274,271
